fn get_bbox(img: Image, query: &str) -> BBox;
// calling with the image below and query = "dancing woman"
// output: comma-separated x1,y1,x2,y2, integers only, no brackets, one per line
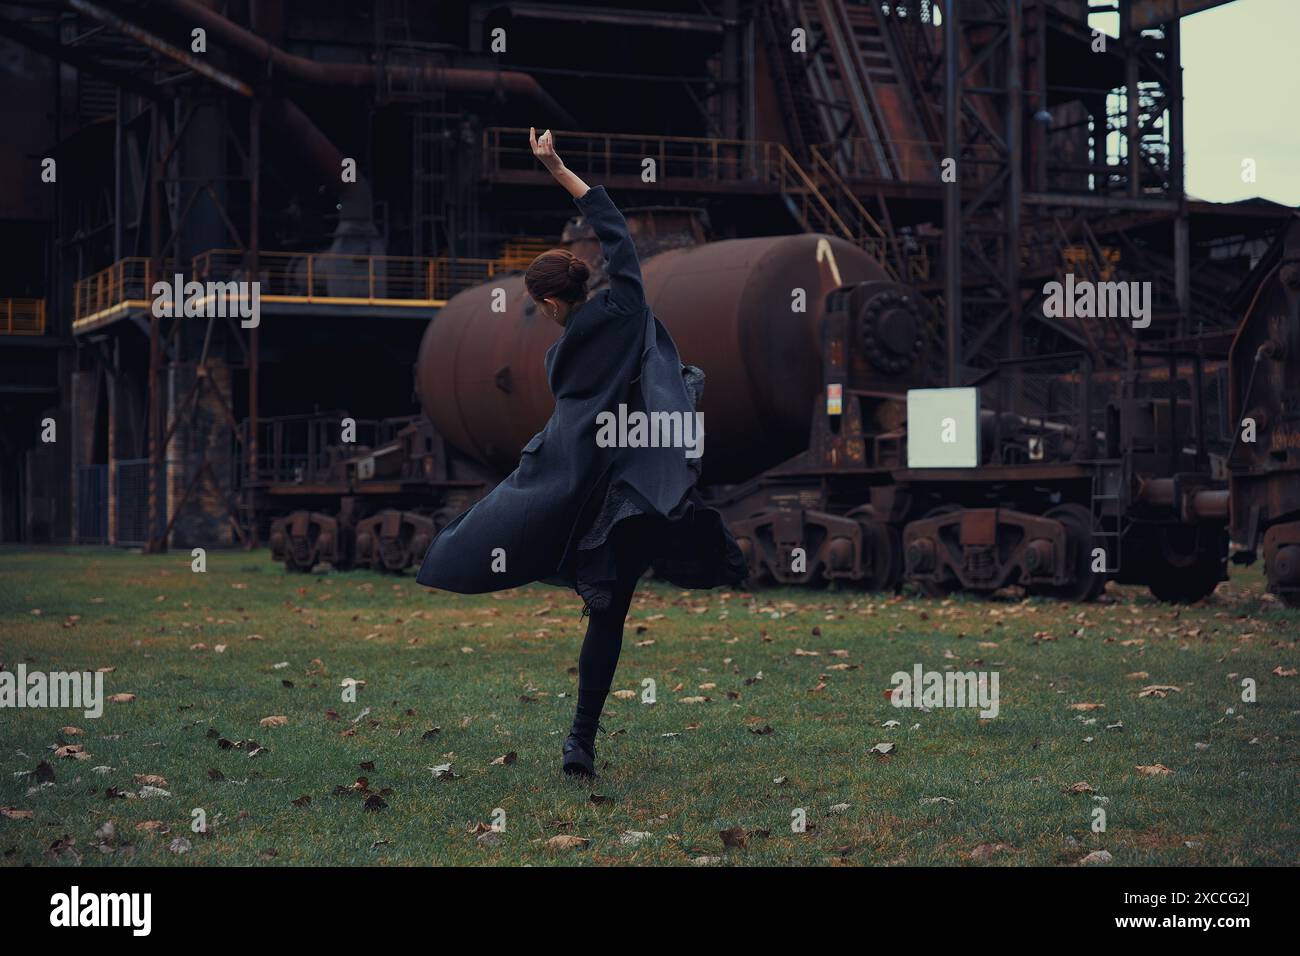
417,128,746,776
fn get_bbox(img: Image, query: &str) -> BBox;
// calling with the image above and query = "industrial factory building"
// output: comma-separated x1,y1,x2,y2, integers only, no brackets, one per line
0,1,1293,599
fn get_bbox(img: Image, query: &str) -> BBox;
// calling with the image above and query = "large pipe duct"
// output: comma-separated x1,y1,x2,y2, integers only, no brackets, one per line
156,0,575,125
267,97,378,253
67,0,253,97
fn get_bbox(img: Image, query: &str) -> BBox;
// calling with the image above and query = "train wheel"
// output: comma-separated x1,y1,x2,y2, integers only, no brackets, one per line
1264,532,1300,607
283,514,316,573
284,549,315,574
1145,525,1226,604
913,505,959,598
848,507,901,592
1036,504,1104,602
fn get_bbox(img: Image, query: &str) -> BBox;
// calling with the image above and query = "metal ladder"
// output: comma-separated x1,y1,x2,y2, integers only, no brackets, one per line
1088,459,1125,574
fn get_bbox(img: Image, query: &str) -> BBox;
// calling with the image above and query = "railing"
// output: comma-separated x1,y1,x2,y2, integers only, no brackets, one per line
483,127,772,184
767,140,891,270
191,250,505,305
234,413,415,487
969,353,1102,466
74,250,515,329
1,298,46,335
482,127,926,279
76,128,964,331
73,258,167,326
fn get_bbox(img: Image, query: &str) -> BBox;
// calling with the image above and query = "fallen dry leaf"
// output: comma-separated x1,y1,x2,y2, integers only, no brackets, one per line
545,835,589,851
1136,764,1174,777
1079,849,1113,865
719,826,748,849
970,843,1007,862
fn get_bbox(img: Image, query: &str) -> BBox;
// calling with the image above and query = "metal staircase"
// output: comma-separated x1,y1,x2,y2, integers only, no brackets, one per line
769,142,897,274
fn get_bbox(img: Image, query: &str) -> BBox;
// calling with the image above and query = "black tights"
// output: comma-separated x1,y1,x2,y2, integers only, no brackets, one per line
571,518,659,743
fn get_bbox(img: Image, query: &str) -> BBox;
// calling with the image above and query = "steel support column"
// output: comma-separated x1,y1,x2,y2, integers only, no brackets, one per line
1006,0,1023,366
943,0,962,385
146,100,164,552
1170,12,1189,336
247,95,261,547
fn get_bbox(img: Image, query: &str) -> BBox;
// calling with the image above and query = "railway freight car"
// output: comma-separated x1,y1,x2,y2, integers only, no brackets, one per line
263,220,1236,603
1229,215,1300,606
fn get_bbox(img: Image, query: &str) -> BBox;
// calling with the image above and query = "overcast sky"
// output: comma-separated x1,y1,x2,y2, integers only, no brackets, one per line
1090,0,1297,205
1180,0,1297,204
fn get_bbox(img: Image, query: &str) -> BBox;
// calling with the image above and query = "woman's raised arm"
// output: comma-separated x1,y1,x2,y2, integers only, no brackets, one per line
530,127,590,199
530,129,644,314
573,186,644,315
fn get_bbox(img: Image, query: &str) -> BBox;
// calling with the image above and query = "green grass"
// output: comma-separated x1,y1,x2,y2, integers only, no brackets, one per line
0,547,1296,866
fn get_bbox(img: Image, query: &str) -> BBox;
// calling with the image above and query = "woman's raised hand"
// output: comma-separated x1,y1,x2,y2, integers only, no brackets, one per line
530,127,564,173
531,127,590,199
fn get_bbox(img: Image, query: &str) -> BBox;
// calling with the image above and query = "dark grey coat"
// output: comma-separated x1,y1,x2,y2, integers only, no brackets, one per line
415,185,746,595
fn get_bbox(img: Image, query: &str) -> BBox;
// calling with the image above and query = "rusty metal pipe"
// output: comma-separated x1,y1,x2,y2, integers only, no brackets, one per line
1194,490,1231,520
155,0,574,124
68,0,252,97
1138,479,1229,520
266,97,373,228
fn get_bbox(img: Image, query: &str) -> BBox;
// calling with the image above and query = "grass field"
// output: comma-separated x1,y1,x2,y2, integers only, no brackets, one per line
0,547,1296,867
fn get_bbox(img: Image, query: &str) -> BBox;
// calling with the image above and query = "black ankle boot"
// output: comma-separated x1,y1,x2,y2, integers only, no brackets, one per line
562,732,596,777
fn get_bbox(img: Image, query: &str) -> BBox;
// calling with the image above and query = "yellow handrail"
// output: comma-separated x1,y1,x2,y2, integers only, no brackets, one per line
1,298,45,335
74,250,519,327
72,258,158,326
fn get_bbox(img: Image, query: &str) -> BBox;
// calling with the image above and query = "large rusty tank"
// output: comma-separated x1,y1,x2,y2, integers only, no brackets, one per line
415,229,924,483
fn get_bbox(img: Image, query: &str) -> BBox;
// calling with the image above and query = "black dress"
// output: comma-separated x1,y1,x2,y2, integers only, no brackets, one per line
415,185,746,602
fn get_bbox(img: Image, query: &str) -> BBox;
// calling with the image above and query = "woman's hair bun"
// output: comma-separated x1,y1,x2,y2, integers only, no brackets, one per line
525,249,591,304
566,258,590,283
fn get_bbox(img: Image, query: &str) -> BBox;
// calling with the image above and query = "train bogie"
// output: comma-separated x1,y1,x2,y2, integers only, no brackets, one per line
269,511,354,573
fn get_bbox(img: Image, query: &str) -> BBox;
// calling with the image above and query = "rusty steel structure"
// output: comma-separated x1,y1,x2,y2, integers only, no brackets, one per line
1229,215,1300,606
269,210,1240,603
0,1,1291,602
